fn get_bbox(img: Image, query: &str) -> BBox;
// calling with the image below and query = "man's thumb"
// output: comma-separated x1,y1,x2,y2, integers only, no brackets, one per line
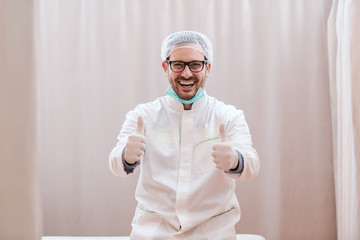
136,116,144,135
219,123,226,142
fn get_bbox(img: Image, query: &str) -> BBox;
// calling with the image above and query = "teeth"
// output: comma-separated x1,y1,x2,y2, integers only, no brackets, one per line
179,81,195,85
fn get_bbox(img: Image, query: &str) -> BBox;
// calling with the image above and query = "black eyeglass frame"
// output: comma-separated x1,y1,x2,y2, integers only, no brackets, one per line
166,60,208,73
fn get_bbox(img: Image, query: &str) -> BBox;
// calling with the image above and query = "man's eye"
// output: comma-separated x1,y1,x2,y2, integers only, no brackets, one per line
172,63,184,69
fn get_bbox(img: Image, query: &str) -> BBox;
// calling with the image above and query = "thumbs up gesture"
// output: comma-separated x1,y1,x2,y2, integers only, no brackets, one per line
124,116,146,164
212,123,239,171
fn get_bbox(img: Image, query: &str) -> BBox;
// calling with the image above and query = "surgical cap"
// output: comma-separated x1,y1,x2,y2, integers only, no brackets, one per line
161,31,214,63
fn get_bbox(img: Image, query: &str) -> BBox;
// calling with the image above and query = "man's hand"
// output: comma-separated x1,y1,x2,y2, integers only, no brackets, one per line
124,116,146,164
212,123,238,171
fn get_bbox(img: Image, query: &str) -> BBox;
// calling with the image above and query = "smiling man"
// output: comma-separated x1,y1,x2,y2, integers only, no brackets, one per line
109,31,260,239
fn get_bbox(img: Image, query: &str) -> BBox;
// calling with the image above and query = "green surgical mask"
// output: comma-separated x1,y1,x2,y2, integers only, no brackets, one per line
166,86,204,104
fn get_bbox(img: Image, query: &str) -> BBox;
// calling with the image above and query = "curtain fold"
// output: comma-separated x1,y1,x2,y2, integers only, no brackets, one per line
0,0,42,239
328,0,360,239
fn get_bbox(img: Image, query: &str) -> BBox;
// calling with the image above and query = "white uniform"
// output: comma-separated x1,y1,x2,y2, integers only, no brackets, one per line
109,93,260,239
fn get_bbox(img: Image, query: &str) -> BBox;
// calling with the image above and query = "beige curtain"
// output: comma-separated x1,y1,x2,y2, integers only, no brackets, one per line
3,0,351,240
36,1,336,239
0,0,42,239
328,0,360,239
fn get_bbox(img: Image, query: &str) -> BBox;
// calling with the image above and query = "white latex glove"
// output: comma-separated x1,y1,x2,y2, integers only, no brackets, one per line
212,123,238,171
124,116,146,164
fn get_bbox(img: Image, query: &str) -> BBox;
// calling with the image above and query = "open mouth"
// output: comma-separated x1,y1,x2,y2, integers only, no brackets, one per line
178,80,195,88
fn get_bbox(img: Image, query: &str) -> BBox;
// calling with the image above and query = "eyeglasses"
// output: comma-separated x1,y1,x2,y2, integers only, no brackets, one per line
167,60,207,73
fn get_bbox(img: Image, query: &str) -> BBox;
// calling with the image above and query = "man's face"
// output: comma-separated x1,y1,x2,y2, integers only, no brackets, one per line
162,48,211,101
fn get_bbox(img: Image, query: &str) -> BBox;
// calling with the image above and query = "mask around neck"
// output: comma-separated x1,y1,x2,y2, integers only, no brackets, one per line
166,86,204,104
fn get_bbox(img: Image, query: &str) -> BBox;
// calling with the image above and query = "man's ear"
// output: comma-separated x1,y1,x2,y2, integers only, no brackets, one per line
205,63,211,78
162,61,168,73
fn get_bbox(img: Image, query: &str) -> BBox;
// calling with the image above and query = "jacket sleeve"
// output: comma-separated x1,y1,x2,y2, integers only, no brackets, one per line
225,109,260,181
108,108,143,177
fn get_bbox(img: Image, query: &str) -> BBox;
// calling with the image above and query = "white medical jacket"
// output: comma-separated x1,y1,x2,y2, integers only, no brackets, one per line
109,93,260,232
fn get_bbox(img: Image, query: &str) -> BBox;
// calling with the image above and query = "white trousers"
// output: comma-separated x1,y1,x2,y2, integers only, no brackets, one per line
130,207,240,240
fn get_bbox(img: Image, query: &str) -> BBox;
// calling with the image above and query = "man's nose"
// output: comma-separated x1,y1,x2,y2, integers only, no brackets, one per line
181,65,192,78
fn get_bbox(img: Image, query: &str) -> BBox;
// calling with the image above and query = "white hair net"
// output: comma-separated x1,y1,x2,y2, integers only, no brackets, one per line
161,31,214,63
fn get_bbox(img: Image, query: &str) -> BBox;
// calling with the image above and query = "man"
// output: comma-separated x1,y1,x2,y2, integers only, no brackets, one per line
109,31,260,239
